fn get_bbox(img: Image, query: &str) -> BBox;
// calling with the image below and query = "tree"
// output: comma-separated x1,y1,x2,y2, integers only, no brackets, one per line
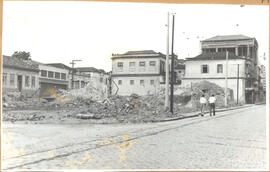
11,51,31,60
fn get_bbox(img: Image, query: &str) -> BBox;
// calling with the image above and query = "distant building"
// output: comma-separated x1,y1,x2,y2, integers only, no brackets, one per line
75,67,110,95
2,55,39,97
111,50,166,95
183,35,259,104
38,63,70,98
174,59,185,82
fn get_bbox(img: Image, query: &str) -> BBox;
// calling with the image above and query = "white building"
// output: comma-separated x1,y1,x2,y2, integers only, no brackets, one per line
111,50,165,96
75,67,110,96
183,34,259,104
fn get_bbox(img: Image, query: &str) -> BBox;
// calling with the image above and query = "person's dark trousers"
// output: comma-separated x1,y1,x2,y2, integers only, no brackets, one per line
209,103,215,116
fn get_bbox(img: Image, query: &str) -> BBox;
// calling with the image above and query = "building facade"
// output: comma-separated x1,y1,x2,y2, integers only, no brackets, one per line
39,63,70,98
111,50,166,96
2,55,40,97
183,35,259,104
75,67,110,96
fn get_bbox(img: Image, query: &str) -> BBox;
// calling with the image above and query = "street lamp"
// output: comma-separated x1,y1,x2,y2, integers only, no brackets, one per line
70,59,82,89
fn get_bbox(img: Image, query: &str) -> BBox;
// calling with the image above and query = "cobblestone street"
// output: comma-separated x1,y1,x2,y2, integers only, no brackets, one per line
2,105,268,170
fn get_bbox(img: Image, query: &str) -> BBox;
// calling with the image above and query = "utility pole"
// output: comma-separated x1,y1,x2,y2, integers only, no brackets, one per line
165,12,170,110
225,51,228,107
170,14,175,114
70,59,82,89
237,64,239,105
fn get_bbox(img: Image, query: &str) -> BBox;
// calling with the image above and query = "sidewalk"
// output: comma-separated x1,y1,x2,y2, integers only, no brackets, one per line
152,104,256,123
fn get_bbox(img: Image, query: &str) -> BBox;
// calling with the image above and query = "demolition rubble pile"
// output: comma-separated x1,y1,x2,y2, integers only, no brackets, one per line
178,80,234,109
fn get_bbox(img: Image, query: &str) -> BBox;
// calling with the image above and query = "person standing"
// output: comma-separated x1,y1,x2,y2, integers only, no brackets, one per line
208,94,217,116
199,94,207,116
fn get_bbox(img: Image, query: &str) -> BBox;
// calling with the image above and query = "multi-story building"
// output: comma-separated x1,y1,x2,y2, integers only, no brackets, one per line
2,55,40,97
38,63,70,98
111,50,166,95
75,67,110,96
183,35,259,104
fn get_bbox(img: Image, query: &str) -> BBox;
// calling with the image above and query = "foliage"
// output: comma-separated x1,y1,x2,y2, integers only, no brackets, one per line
11,51,31,60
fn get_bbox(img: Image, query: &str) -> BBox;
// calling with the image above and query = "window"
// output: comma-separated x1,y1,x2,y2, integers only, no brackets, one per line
25,75,30,87
150,80,155,85
217,64,223,73
201,65,209,73
100,77,103,83
129,62,135,67
139,61,145,66
149,61,156,66
2,73,7,85
117,62,123,68
31,76,35,88
61,73,66,80
130,80,134,85
178,71,182,73
10,74,15,86
140,80,144,85
55,72,60,79
48,71,54,78
41,70,47,77
105,78,108,85
118,80,122,85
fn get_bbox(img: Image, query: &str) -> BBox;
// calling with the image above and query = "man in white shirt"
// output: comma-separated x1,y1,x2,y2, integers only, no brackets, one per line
208,94,217,116
199,94,207,116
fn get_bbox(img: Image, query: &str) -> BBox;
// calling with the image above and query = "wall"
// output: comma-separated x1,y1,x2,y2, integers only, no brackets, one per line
112,76,161,96
2,67,39,97
112,57,164,75
185,59,246,78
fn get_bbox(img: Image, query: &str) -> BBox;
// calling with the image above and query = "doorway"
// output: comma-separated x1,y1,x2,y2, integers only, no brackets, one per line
17,75,22,92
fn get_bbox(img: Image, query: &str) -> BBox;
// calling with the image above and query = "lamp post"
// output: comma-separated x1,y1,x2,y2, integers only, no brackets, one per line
70,59,82,89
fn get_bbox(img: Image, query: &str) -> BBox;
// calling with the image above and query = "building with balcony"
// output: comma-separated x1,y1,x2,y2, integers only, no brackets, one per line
183,35,259,104
2,55,40,97
111,50,166,96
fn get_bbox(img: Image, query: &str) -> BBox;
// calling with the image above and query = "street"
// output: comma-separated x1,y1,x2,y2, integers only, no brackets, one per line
2,105,268,170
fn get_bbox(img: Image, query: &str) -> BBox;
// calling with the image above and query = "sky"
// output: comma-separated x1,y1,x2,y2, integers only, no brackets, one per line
2,1,269,72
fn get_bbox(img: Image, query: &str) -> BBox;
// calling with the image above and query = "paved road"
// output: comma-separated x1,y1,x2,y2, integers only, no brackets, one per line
2,105,268,170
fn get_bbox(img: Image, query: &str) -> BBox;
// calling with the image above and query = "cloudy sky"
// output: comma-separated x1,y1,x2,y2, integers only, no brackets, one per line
2,1,269,72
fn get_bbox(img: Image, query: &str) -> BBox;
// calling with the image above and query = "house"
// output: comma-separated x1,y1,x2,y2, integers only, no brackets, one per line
2,55,40,97
183,35,259,104
111,50,166,95
75,67,110,95
30,62,71,98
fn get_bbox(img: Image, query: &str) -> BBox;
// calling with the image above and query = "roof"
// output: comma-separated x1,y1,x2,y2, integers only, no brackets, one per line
2,55,39,71
46,63,71,70
175,64,185,70
123,50,156,55
186,52,247,61
75,67,106,74
203,35,252,42
112,50,166,59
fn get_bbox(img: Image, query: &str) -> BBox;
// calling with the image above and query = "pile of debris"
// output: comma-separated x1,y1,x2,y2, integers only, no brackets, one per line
3,111,45,122
178,80,234,109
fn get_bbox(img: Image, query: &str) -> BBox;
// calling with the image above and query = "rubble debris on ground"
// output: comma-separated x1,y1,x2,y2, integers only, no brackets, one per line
2,80,236,124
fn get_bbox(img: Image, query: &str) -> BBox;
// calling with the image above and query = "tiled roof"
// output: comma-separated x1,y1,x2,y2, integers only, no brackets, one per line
46,63,71,70
2,55,39,71
112,50,166,59
203,35,252,41
186,52,246,61
123,50,156,55
175,64,185,69
75,67,106,73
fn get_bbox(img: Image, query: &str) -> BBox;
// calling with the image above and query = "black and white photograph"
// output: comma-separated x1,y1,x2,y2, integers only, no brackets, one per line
1,1,269,170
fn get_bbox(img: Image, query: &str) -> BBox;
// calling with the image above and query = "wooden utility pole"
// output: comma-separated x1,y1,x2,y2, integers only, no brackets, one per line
70,59,82,89
165,12,170,110
170,14,175,114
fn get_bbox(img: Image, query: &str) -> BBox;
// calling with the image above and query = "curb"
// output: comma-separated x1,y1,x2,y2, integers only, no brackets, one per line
152,104,256,123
